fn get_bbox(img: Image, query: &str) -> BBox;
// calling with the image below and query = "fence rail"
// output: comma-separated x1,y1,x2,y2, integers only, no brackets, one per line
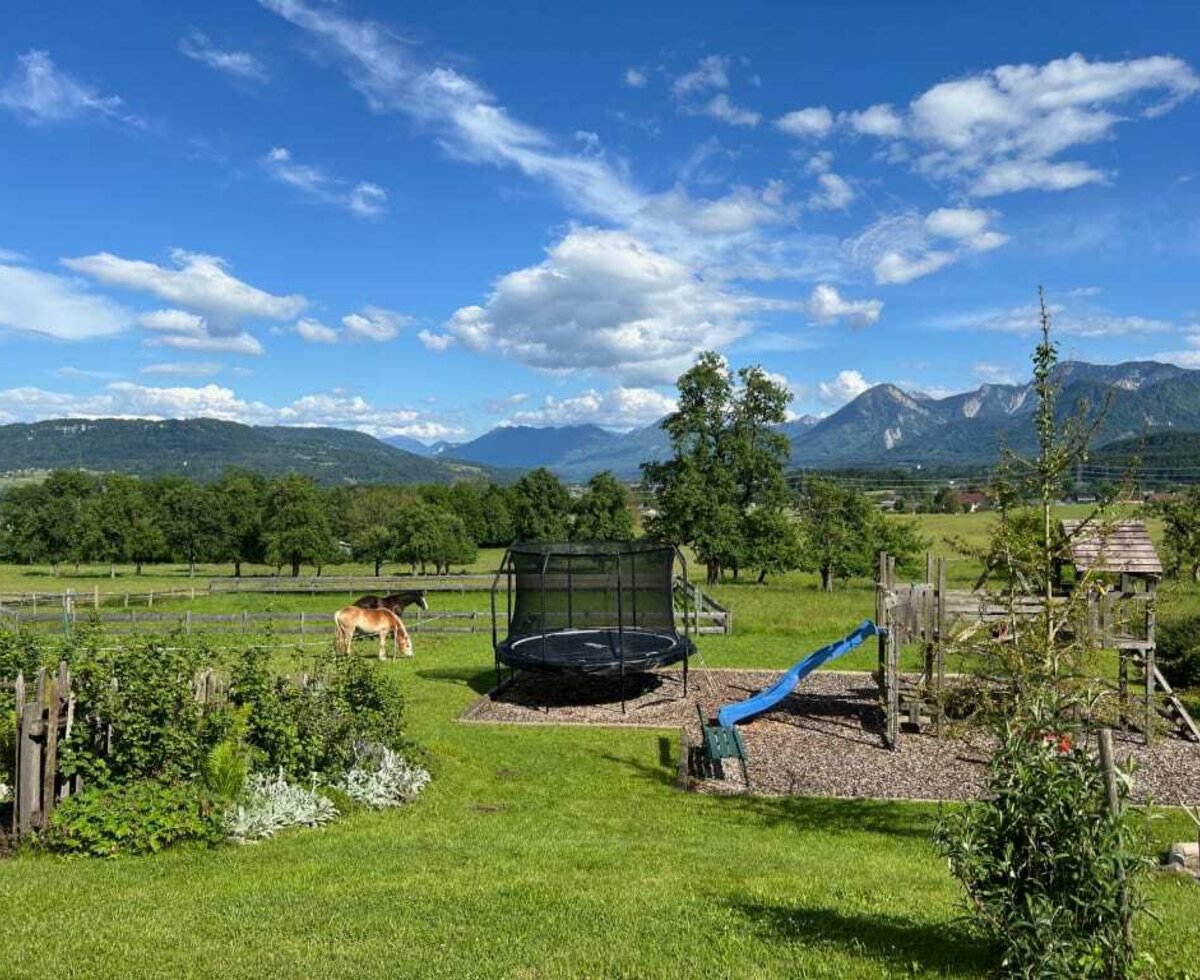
207,574,495,595
3,606,731,638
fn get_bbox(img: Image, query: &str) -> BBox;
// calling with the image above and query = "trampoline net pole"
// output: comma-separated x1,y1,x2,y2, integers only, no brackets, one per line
616,548,626,712
540,551,551,667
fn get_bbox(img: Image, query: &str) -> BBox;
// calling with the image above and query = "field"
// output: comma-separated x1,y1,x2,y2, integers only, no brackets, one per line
2,512,1199,979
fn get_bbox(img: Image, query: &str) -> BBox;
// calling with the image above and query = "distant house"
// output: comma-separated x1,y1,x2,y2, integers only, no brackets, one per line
956,491,990,513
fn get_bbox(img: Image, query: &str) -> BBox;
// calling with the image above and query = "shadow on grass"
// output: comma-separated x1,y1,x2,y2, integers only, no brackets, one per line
416,666,496,696
708,793,948,842
600,744,677,789
732,900,989,976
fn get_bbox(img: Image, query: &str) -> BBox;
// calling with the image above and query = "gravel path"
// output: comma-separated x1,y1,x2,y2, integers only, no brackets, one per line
461,668,1200,803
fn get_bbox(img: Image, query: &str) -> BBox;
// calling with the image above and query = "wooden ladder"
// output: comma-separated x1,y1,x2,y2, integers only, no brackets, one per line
1153,665,1200,743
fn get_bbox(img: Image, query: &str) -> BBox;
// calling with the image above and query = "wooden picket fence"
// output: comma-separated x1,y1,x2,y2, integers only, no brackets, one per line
8,662,79,837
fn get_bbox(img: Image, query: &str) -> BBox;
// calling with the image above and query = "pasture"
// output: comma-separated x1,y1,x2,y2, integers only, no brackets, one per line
2,511,1199,978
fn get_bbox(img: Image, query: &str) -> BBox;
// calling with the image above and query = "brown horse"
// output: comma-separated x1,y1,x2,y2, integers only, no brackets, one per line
353,590,429,616
334,606,412,660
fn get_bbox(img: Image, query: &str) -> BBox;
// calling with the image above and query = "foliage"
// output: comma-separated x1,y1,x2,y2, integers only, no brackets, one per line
510,467,573,541
263,474,337,577
1155,485,1200,582
393,501,477,574
340,744,431,808
1155,615,1200,689
794,476,927,590
571,471,634,541
46,780,222,857
936,720,1147,978
224,770,338,844
229,646,412,781
937,290,1144,976
60,632,220,786
643,354,797,583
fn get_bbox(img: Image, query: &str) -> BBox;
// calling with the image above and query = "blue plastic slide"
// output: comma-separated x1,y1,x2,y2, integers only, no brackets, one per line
716,619,881,728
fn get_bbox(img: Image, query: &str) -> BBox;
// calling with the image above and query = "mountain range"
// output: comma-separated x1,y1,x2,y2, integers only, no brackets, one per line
0,419,502,486
3,360,1199,486
413,360,1200,477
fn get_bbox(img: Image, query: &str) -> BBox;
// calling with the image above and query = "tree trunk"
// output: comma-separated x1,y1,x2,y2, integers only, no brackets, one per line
234,560,242,578
136,561,143,575
375,558,382,577
821,566,835,592
706,561,718,586
757,569,767,584
291,556,301,577
110,562,116,579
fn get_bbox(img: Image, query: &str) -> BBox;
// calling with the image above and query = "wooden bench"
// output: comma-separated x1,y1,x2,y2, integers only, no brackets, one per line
696,704,749,785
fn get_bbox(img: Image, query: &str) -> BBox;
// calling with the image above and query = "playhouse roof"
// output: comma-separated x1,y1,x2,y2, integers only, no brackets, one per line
1061,519,1162,578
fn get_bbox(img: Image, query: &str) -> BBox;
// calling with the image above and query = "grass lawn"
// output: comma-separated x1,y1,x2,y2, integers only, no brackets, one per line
2,515,1200,978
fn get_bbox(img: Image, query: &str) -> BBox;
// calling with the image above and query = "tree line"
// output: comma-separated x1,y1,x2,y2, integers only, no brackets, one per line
0,468,633,578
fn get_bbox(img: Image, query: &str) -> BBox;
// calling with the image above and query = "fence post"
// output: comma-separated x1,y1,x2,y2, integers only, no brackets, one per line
93,585,100,610
185,611,192,636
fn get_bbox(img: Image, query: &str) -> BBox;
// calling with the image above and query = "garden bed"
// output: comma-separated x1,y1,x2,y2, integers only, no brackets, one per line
462,668,1200,804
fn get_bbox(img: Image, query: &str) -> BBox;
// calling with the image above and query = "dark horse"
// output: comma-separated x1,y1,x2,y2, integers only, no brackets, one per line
353,590,430,616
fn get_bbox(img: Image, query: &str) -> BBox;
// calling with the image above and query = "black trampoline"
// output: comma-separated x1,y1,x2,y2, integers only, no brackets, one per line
490,540,695,708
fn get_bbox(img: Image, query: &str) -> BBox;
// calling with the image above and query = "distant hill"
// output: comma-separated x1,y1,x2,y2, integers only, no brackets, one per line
382,433,432,456
0,419,499,486
434,424,621,470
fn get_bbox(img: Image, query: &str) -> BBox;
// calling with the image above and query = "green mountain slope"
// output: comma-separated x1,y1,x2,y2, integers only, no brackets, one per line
0,419,498,485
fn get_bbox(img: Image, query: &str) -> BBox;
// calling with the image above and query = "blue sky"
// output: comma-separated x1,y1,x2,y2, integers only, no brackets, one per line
1,0,1199,442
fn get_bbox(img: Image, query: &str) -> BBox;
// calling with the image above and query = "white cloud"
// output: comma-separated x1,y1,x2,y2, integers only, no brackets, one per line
510,386,677,428
775,106,834,138
808,172,855,210
342,305,410,342
439,227,752,383
0,50,139,126
56,366,119,380
0,382,462,440
294,317,339,343
417,328,456,352
818,369,873,405
263,147,387,217
943,302,1176,338
672,55,729,99
178,30,268,83
923,207,1009,251
136,309,264,355
624,67,647,88
972,361,1021,384
805,284,882,328
64,249,306,332
873,249,957,285
140,361,222,377
147,332,265,355
850,53,1199,196
852,208,1008,285
694,93,760,127
843,103,905,137
484,392,529,414
0,261,131,340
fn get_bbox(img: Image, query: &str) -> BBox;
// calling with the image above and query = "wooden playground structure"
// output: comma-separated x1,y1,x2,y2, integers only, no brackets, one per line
875,520,1200,749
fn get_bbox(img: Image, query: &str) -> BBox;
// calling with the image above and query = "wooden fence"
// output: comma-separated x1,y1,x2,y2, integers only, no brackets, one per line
207,574,495,595
2,605,731,642
8,662,78,837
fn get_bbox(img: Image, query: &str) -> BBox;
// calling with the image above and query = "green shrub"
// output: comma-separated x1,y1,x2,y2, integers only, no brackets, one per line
936,722,1147,978
47,780,221,857
1155,615,1200,690
230,646,414,781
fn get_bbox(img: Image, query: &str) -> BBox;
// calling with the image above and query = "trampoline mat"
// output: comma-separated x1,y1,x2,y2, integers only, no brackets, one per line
496,627,694,674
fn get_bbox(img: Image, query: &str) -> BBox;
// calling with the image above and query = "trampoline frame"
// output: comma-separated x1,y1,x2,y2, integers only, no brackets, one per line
489,541,694,711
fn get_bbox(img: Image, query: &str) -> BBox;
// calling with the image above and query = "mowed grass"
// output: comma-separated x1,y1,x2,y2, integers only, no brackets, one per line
2,515,1200,978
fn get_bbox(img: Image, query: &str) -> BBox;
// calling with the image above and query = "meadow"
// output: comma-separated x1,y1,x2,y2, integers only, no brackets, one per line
1,510,1199,978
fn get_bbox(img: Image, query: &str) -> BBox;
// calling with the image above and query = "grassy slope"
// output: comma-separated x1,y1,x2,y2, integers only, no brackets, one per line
2,516,1200,978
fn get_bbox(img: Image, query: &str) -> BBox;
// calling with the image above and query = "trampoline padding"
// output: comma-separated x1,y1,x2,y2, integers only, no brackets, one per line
496,627,694,674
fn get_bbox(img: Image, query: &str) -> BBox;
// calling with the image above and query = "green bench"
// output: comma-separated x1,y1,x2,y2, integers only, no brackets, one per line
696,704,749,785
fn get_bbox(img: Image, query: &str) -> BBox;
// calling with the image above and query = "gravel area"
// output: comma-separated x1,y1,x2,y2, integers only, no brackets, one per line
461,668,1200,803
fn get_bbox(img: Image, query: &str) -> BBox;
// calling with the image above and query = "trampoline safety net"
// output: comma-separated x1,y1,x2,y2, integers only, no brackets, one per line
493,540,694,675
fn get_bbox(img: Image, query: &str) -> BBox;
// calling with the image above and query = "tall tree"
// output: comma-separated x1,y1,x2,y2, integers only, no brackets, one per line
1156,486,1200,582
156,478,219,578
210,469,267,578
263,474,335,577
480,484,516,545
643,353,797,584
572,471,634,540
510,468,572,542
